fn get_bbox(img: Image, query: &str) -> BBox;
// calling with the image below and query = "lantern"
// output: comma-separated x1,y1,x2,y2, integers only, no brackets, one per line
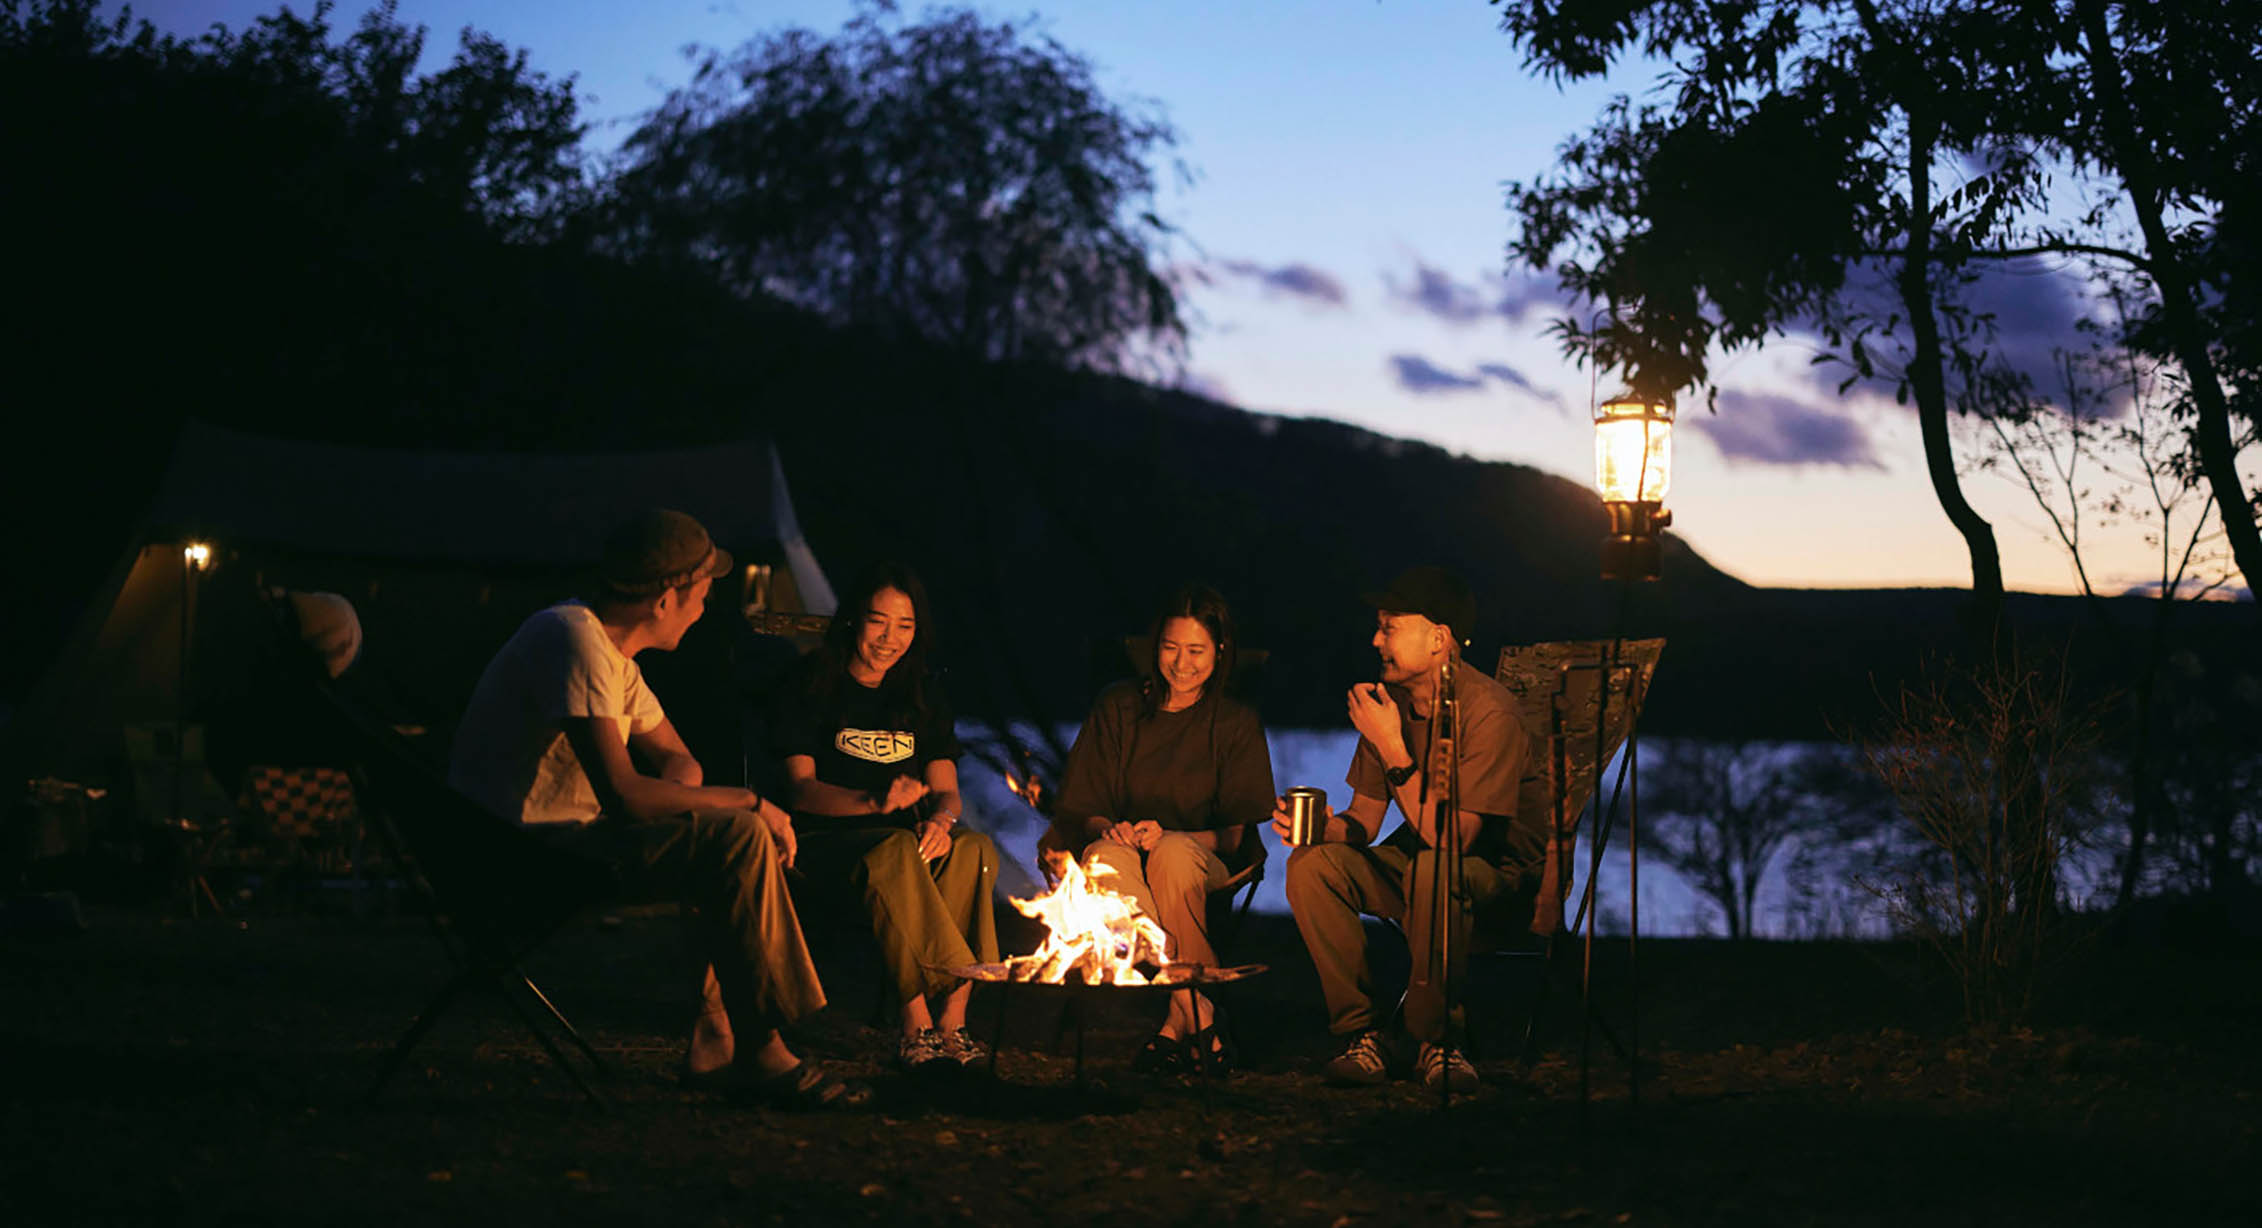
1592,392,1674,580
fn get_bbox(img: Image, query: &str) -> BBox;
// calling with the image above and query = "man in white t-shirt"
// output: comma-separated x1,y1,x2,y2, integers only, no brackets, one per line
451,508,864,1110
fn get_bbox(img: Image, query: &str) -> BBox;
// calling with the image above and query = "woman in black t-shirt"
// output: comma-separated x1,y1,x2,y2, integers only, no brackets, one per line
1054,585,1275,1073
778,563,999,1071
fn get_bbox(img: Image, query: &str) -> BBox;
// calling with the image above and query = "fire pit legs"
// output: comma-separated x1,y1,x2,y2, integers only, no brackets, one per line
987,979,1012,1079
954,962,1267,1093
1069,994,1088,1087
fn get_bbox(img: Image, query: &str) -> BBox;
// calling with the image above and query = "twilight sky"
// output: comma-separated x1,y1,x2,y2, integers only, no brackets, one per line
121,0,2241,596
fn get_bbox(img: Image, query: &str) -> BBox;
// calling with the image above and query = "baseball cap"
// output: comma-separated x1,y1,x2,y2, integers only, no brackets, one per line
599,508,733,597
1361,565,1476,642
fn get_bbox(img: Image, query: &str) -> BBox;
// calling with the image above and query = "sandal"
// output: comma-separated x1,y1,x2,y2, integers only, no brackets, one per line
1184,1025,1234,1078
1132,1032,1191,1074
733,1061,873,1111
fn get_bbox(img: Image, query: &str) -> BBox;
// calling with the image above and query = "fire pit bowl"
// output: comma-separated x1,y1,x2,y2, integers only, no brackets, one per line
951,961,1267,988
951,961,1270,1087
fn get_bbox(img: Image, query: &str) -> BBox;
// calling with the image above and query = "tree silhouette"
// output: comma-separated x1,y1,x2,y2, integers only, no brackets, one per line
1491,0,2262,610
606,7,1186,375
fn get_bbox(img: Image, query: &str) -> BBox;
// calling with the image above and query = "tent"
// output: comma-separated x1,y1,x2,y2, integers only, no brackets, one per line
7,423,836,788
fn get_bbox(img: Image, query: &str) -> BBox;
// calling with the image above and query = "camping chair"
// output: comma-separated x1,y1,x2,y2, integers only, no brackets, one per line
744,609,1010,1025
271,614,622,1107
234,764,381,913
1465,638,1662,1067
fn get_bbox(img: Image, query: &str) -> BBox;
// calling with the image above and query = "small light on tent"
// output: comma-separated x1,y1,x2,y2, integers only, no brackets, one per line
183,542,213,572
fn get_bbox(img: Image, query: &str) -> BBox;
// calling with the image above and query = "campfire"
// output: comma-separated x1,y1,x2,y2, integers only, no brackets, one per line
998,854,1172,985
1003,768,1047,811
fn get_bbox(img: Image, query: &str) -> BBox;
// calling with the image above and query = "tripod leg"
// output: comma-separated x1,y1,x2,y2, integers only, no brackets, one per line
514,971,610,1078
988,980,1011,1078
496,975,608,1109
366,971,475,1104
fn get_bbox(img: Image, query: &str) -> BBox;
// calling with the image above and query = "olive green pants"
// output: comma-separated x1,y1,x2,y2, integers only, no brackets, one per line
541,808,827,1033
1081,833,1232,966
1284,842,1507,1044
798,824,1000,1002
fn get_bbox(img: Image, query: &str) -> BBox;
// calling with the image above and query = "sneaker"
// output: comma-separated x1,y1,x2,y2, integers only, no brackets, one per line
941,1027,989,1067
898,1027,948,1070
1416,1042,1480,1093
1322,1030,1391,1086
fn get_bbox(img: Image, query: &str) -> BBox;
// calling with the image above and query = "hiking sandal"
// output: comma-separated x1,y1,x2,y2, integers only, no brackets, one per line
737,1061,873,1111
1132,1032,1191,1074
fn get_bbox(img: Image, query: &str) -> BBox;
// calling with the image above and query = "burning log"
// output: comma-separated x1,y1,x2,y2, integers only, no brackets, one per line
1001,855,1173,985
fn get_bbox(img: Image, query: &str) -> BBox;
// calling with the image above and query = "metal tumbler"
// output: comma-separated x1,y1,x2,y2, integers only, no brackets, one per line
1284,787,1327,846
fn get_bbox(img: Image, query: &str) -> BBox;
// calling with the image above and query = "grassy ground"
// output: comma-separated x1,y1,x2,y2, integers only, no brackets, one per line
3,902,2256,1227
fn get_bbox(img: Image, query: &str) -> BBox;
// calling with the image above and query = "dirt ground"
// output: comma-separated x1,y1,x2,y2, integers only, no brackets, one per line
3,900,2257,1227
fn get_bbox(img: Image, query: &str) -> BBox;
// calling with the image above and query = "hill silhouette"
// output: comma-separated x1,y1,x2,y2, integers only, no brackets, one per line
5,8,2252,751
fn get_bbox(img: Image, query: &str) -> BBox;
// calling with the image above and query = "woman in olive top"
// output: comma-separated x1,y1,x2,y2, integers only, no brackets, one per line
777,563,999,1071
1056,585,1275,1072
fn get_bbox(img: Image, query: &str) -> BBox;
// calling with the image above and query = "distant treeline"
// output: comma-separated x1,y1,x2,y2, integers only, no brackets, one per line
2,1,2253,748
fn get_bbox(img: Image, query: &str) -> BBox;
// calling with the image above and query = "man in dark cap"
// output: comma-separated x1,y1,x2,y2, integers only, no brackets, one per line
451,508,864,1109
1274,565,1536,1092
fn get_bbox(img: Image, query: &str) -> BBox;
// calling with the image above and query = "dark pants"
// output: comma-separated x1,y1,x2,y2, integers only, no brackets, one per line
796,824,1000,1002
1284,842,1508,1044
538,809,826,1035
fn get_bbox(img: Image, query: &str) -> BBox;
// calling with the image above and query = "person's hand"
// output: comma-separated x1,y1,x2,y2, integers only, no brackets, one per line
1101,820,1142,849
1268,797,1294,844
1270,797,1334,845
755,795,798,869
914,817,953,861
877,775,929,815
1347,683,1406,763
1127,820,1164,851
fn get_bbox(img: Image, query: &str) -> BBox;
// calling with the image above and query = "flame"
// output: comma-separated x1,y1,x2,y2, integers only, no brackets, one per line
1003,769,1046,810
1001,853,1172,985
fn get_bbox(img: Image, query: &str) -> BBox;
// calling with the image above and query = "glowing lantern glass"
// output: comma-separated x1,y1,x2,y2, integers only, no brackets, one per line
1592,393,1674,580
1593,394,1674,504
183,542,213,572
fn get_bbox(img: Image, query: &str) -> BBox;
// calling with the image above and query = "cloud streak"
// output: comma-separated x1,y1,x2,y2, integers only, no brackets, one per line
1476,362,1568,411
1694,389,1885,469
1389,354,1568,408
1391,354,1487,393
1217,259,1349,308
1385,260,1574,327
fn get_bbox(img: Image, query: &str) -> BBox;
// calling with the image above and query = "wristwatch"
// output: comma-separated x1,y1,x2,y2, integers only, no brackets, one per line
1383,760,1418,789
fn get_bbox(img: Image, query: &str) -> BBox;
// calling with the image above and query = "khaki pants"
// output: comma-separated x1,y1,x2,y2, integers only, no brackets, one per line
540,809,826,1034
1081,832,1233,966
1284,842,1506,1044
798,825,1000,1002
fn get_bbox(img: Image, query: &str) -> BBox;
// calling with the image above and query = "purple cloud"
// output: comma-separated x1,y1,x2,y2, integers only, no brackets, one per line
1390,354,1487,393
1387,260,1576,326
1390,262,1494,323
1476,362,1568,410
1218,259,1348,307
1695,389,1885,469
1803,259,2105,413
1492,273,1568,324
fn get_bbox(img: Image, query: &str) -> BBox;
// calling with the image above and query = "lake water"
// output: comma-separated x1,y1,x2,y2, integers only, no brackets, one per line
954,725,2125,939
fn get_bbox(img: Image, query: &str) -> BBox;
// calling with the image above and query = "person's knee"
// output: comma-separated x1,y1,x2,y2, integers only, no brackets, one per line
949,827,997,869
1146,835,1206,896
1285,844,1356,904
1081,839,1138,878
862,828,922,875
704,808,777,865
